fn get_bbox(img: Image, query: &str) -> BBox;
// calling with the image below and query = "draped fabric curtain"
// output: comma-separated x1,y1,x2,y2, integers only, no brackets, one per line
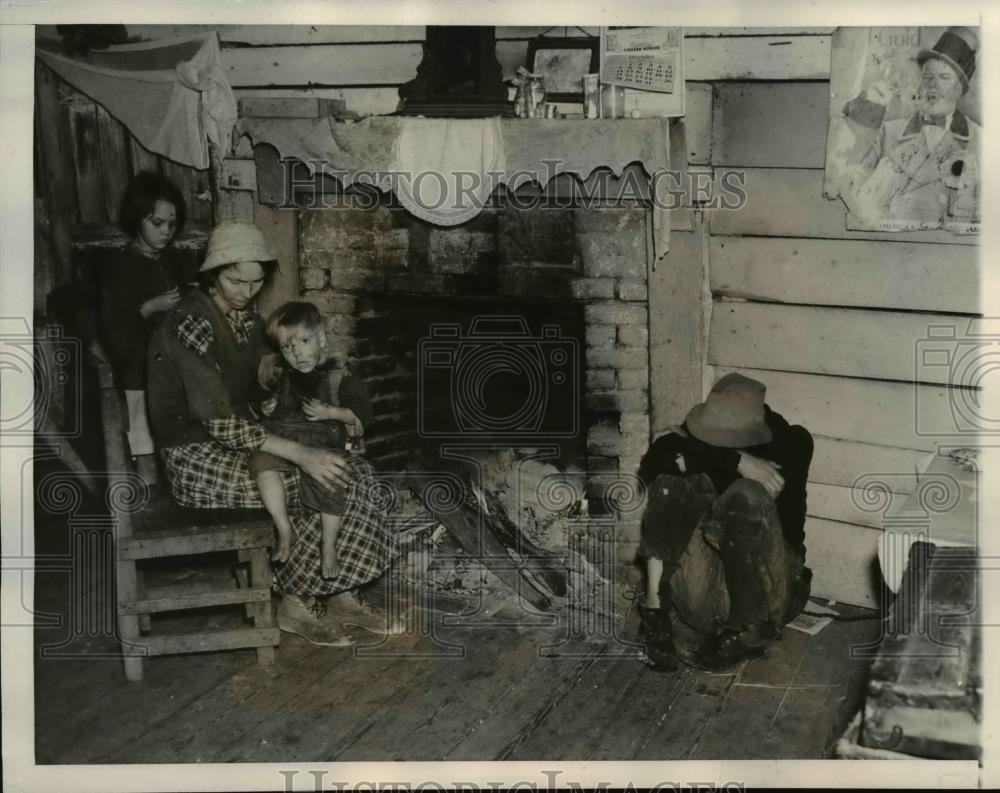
36,32,236,170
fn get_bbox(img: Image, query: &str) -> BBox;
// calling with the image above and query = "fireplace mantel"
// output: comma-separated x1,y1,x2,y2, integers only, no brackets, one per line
242,115,675,258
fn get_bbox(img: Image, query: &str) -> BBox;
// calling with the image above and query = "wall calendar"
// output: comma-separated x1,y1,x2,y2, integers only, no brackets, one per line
600,27,683,94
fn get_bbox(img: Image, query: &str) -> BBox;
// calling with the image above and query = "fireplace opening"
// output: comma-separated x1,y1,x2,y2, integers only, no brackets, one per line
296,186,651,531
350,293,587,471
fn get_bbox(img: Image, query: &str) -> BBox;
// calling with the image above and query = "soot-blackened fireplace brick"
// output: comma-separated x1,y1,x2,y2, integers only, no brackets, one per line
298,198,651,552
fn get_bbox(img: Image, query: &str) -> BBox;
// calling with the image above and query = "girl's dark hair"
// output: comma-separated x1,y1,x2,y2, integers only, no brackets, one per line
118,170,187,239
196,259,279,293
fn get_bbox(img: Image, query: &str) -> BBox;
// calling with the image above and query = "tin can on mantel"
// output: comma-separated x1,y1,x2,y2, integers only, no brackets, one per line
583,74,600,119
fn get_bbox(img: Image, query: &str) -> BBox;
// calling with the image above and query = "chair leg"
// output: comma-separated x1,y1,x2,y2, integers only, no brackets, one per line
42,418,100,496
117,559,145,681
234,548,253,620
122,641,144,681
248,546,276,667
135,567,151,633
118,611,145,682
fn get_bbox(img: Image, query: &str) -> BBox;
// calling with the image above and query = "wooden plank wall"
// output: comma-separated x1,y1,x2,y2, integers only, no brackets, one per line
167,24,921,606
39,26,967,608
693,68,978,607
639,30,980,608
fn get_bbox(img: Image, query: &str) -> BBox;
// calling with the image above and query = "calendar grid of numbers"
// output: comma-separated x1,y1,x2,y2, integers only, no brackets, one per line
601,27,683,95
603,53,675,92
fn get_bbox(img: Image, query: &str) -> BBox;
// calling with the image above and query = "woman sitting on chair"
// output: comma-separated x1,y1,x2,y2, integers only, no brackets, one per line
146,220,399,647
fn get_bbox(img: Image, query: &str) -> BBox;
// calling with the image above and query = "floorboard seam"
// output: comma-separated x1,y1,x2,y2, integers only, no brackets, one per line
440,629,585,761
683,668,742,759
89,657,256,762
306,634,431,761
584,660,658,759
755,628,814,758
733,682,833,689
493,643,607,760
633,668,691,757
205,640,372,762
573,657,641,758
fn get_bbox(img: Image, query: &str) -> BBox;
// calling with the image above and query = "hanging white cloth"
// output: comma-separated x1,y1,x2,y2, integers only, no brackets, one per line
387,118,506,226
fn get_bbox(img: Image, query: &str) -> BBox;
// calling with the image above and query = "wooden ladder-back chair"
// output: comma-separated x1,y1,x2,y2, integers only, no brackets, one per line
96,355,279,681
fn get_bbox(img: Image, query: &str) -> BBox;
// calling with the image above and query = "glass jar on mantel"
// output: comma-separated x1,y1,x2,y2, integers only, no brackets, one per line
513,70,547,119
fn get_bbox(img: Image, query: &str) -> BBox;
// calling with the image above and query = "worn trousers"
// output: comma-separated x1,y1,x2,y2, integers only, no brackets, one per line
640,475,805,635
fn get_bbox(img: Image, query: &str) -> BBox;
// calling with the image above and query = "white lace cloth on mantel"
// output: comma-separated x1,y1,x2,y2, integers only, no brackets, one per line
240,115,673,259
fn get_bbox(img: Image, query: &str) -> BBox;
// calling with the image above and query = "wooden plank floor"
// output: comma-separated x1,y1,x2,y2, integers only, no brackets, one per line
30,487,878,764
35,572,879,764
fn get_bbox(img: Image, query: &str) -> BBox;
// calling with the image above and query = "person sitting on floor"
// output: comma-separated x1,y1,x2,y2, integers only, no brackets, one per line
636,373,814,672
249,301,374,572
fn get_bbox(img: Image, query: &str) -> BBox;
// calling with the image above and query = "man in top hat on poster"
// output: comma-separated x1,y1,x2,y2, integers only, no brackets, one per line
636,373,814,672
832,26,981,229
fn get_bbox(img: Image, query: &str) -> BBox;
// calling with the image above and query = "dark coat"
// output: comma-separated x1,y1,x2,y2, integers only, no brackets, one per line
638,406,813,556
269,358,375,441
147,288,269,449
100,246,195,390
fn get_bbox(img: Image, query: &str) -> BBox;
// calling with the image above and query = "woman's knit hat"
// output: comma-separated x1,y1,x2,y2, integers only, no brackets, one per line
199,220,277,272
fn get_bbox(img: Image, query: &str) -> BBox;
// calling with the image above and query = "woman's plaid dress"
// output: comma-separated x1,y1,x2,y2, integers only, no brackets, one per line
149,290,394,596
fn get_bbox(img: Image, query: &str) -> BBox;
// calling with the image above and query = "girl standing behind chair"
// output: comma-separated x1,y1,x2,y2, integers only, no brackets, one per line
101,170,193,483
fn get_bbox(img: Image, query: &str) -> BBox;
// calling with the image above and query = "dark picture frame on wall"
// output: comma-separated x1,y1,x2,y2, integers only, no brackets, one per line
526,37,600,103
397,26,512,117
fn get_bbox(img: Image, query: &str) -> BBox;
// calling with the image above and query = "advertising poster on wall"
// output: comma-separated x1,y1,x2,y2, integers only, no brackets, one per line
823,26,981,235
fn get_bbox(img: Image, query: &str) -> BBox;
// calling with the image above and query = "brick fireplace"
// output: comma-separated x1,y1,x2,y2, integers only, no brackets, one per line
296,191,651,550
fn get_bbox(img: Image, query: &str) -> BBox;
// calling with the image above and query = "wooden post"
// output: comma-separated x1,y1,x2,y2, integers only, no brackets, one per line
34,61,78,290
95,106,131,223
209,138,255,224
208,141,223,226
162,157,212,223
128,135,159,177
32,156,56,318
254,201,299,316
648,211,708,434
97,359,145,681
65,98,106,224
248,547,276,667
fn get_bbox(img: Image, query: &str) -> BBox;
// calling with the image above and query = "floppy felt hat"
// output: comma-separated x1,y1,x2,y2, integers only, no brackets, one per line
199,220,277,272
917,27,978,94
684,373,772,448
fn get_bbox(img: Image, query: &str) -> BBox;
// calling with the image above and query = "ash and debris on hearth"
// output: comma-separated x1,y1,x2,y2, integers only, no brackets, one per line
386,449,618,620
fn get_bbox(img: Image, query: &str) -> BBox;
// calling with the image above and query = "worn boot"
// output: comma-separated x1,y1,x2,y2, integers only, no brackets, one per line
639,605,679,672
784,564,813,624
687,621,774,672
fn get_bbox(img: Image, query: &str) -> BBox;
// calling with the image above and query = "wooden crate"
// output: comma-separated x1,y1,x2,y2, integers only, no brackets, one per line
858,543,982,761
